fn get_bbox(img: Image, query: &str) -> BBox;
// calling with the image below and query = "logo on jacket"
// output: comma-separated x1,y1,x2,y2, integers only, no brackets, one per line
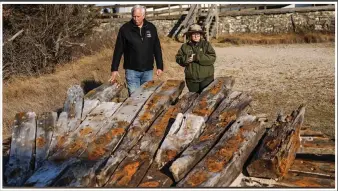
146,30,151,38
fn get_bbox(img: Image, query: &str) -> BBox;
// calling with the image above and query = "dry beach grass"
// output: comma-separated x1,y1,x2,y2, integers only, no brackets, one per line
2,35,336,144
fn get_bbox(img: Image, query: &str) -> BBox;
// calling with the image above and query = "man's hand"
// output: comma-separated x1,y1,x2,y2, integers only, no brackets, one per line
156,69,163,76
109,71,120,84
186,54,195,64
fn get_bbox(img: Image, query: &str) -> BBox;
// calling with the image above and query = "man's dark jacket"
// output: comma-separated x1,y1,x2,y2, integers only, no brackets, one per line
111,19,163,72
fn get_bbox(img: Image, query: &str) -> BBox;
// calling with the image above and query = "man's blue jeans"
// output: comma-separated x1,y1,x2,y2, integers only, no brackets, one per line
125,69,153,96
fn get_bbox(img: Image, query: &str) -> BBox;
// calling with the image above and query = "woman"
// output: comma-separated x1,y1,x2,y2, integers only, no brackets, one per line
176,24,216,93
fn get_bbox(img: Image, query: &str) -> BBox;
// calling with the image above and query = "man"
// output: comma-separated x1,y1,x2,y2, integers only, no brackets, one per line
110,5,163,95
176,24,216,93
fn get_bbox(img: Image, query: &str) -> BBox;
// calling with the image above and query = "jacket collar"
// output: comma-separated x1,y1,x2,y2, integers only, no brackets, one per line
129,19,148,28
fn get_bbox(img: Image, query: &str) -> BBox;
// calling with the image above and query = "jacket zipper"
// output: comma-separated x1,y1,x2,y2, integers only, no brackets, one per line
139,27,143,41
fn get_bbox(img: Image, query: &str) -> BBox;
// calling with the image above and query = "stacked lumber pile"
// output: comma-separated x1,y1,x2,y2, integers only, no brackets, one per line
3,77,335,188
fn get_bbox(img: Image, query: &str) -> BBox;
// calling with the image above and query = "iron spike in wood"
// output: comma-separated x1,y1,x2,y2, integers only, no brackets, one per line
102,92,197,188
48,102,122,161
78,80,163,161
154,77,235,169
35,112,58,170
177,114,266,187
246,105,306,179
4,112,37,186
186,76,235,121
63,85,84,132
24,158,79,187
170,91,252,182
84,83,123,102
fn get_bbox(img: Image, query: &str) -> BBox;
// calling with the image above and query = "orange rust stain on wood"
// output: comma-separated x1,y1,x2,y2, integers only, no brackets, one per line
56,135,67,149
140,151,150,160
85,89,96,97
186,170,208,187
152,108,175,137
199,133,215,142
140,112,153,123
283,176,323,187
139,181,160,187
192,98,210,116
219,110,237,123
165,149,177,161
68,139,85,154
88,146,106,160
36,136,46,148
209,80,222,95
111,127,125,136
206,157,225,172
79,127,93,136
142,80,157,89
111,161,140,186
214,133,244,165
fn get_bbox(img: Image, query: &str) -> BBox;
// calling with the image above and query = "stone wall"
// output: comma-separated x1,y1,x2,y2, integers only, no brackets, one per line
219,11,335,34
99,6,335,36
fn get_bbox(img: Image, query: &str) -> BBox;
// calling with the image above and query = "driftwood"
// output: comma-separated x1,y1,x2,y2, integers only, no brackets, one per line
246,105,306,179
102,92,198,187
178,114,265,187
170,91,252,182
35,112,58,170
84,83,123,102
155,77,235,169
4,112,37,186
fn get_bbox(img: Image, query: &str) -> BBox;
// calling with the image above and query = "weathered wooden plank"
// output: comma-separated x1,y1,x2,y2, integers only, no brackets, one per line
177,114,265,187
41,82,161,187
93,80,185,187
48,111,69,157
153,77,234,170
170,91,252,182
278,172,335,188
155,113,206,169
289,159,335,178
49,102,122,161
246,105,306,179
297,138,335,155
84,83,123,102
78,80,163,160
35,112,58,170
81,99,100,121
24,159,79,187
187,77,235,121
99,93,198,188
4,112,37,186
300,128,330,138
63,85,84,132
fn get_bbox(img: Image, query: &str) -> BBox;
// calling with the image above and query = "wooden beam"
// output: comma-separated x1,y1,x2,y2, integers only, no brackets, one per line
63,85,84,132
35,112,58,170
4,112,37,186
62,80,185,187
84,83,123,102
155,77,235,169
246,105,306,179
170,91,252,182
102,92,198,187
78,80,163,160
177,114,266,187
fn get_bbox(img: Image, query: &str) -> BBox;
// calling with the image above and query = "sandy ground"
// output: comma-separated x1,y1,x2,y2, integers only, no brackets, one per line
176,43,335,138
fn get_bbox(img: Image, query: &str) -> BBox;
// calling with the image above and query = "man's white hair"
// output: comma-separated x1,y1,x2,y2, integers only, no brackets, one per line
131,5,146,16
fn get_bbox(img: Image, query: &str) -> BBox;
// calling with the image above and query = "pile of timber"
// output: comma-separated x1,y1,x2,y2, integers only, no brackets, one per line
2,77,335,188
